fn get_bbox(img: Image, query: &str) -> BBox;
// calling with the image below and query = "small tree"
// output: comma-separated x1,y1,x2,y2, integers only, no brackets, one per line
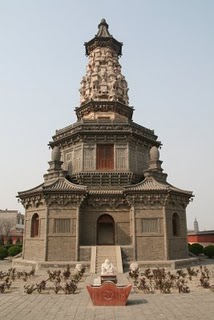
189,243,204,256
203,245,214,259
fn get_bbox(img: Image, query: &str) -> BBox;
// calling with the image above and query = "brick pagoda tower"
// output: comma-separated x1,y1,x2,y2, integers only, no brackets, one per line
18,20,194,270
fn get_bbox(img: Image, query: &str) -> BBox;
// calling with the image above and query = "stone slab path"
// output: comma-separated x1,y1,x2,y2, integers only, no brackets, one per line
0,259,214,320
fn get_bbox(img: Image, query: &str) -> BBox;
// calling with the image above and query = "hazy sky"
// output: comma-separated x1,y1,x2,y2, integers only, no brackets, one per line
0,0,213,231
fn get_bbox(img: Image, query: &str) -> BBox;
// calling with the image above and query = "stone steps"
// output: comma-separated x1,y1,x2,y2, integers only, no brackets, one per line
90,246,123,274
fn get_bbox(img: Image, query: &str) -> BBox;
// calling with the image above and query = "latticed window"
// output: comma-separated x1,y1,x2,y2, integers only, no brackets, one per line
96,144,114,170
31,213,39,237
142,218,159,233
54,219,71,233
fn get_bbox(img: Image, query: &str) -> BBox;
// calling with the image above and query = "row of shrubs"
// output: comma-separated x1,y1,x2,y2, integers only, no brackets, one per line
189,243,214,258
1,243,213,260
0,245,22,260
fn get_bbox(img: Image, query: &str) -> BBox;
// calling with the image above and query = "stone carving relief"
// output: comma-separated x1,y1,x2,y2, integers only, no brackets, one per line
116,148,127,170
44,194,86,206
125,194,168,207
19,195,44,209
79,47,129,106
62,148,74,173
87,196,126,209
73,148,82,173
83,147,96,171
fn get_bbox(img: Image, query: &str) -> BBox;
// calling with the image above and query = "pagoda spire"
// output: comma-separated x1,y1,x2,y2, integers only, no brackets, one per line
79,19,129,108
96,19,111,37
84,18,123,56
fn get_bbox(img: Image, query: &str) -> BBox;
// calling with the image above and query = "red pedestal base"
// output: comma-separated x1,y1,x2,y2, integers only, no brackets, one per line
87,281,132,306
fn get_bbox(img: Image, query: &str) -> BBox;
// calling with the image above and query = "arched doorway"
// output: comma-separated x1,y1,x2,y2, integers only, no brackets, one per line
97,214,115,245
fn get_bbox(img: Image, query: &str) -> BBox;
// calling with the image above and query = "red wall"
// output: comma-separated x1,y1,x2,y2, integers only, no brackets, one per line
188,234,214,243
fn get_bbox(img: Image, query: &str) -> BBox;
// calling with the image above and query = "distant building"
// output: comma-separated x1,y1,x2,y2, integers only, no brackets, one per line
194,218,199,233
188,219,214,246
0,209,24,244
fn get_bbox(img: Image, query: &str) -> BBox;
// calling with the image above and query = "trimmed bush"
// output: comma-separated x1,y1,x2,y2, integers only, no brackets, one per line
0,246,8,260
8,245,22,257
203,245,214,259
189,243,204,256
4,244,13,251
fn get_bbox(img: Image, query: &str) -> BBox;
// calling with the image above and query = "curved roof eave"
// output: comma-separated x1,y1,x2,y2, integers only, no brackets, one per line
124,176,193,197
17,178,87,197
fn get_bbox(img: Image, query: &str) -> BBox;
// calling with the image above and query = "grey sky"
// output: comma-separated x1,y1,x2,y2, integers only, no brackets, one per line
0,0,213,230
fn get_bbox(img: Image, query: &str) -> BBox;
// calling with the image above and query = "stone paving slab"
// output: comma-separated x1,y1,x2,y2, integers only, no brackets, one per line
0,260,214,320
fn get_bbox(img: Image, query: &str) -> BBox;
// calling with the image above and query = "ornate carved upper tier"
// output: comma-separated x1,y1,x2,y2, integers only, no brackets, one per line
79,19,129,108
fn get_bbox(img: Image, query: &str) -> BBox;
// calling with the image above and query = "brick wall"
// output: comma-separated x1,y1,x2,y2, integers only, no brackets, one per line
47,236,76,261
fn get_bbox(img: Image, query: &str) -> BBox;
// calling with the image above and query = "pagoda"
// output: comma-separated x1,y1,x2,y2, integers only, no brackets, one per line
17,19,194,270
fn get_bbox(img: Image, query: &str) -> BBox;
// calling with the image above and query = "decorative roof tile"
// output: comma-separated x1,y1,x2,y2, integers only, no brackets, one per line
18,184,44,196
44,178,87,192
124,177,193,196
18,178,87,197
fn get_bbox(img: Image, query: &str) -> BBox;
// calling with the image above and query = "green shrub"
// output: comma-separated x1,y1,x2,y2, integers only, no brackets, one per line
0,246,8,260
203,245,214,259
4,244,13,251
189,243,204,256
8,245,22,257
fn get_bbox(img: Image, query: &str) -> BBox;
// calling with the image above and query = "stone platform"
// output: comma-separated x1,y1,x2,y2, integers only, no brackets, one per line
12,256,199,271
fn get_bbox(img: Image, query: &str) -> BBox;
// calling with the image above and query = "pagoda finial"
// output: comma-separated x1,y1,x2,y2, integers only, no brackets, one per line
84,19,123,56
96,19,111,37
144,146,167,182
43,147,66,183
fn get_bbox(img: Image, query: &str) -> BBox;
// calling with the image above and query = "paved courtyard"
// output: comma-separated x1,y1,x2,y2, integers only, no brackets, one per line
0,259,214,320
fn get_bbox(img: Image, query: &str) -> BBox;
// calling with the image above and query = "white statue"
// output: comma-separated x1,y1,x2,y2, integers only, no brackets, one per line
130,262,139,272
101,259,115,275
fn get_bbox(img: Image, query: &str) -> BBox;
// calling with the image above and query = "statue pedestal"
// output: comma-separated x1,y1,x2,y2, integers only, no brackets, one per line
101,274,117,284
87,281,132,306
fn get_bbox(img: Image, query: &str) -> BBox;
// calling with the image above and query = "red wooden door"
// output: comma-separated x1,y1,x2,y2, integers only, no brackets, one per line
97,145,114,170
